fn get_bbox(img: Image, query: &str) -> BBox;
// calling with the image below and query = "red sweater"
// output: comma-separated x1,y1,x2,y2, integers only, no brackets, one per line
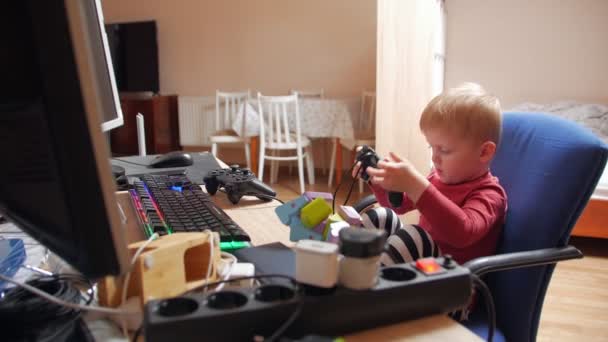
370,171,507,264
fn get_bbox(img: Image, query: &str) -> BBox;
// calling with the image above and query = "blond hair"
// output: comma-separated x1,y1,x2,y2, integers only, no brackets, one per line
419,83,502,144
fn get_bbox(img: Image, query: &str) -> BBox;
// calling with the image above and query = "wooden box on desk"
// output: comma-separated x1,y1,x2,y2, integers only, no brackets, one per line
110,94,180,155
98,192,220,308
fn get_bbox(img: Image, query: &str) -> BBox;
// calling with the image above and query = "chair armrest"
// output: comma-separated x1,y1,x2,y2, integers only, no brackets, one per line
463,246,583,277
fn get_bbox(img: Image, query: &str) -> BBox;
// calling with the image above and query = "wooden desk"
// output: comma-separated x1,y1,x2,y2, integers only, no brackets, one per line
213,191,481,341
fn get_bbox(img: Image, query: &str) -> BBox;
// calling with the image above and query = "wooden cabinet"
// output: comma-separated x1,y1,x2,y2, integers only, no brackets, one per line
571,198,608,239
110,95,180,155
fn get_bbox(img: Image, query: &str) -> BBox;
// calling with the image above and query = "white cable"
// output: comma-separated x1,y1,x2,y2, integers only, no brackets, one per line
0,273,137,315
120,232,159,336
215,252,238,292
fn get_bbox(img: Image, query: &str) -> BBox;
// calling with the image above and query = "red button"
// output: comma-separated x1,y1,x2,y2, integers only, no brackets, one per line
415,258,444,275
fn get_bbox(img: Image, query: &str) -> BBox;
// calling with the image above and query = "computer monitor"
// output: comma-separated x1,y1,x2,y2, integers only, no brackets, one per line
0,0,129,278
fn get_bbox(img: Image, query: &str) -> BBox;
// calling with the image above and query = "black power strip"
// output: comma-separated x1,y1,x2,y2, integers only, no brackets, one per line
144,257,472,341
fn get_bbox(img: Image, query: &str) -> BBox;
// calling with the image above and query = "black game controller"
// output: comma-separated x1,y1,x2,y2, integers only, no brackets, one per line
355,145,404,208
204,165,277,204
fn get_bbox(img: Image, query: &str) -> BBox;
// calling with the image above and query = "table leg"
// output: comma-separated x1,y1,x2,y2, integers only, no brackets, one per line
250,136,259,175
335,138,343,186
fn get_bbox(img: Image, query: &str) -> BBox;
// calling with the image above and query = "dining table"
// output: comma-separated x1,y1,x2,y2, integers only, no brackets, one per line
209,97,362,185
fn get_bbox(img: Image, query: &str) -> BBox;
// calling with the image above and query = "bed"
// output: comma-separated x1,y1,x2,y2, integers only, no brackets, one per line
509,101,608,238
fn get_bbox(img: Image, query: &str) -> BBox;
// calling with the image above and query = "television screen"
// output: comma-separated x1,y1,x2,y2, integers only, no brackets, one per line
105,20,159,93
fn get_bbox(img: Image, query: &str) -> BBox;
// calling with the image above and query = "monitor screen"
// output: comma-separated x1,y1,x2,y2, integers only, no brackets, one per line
0,0,129,278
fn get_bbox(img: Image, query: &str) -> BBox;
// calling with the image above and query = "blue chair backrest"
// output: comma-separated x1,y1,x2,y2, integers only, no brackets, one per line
488,112,608,341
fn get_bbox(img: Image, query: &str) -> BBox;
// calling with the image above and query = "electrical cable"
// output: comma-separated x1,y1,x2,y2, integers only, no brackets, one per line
332,161,359,213
247,193,285,204
214,252,238,292
342,173,358,207
264,294,305,342
0,273,94,341
217,188,285,204
120,233,159,337
471,274,496,342
0,273,138,315
132,324,142,342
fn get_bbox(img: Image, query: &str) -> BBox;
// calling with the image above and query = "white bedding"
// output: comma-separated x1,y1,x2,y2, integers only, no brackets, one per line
509,101,608,200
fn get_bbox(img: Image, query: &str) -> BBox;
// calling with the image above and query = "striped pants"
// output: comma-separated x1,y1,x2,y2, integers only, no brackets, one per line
361,207,440,265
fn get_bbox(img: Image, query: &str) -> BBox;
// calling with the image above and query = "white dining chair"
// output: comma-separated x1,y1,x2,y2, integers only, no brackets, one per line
328,90,376,192
210,90,252,169
289,88,327,175
257,93,315,194
289,89,324,98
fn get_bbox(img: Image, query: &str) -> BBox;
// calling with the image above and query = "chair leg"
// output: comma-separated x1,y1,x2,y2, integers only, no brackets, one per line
305,145,315,185
211,143,218,157
270,150,279,184
258,147,265,183
323,140,328,176
297,148,306,194
328,139,337,186
244,143,251,170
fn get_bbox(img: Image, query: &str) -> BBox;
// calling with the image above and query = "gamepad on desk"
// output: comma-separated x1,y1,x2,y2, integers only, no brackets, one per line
204,165,277,204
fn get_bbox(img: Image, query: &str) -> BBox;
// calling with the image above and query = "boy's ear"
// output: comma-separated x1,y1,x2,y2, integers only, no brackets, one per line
479,141,496,163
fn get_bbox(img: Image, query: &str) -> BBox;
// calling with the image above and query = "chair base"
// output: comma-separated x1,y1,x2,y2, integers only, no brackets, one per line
461,309,507,342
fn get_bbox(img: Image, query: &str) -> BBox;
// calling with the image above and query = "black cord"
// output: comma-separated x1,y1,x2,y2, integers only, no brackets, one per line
0,273,94,341
112,157,151,167
342,175,358,207
265,294,305,342
471,274,496,342
251,193,285,204
217,189,285,204
332,161,359,213
132,324,143,342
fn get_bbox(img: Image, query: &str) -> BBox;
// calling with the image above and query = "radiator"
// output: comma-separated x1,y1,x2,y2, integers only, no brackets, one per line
178,96,215,147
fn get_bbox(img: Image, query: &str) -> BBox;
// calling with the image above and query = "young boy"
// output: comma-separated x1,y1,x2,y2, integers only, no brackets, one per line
357,83,507,265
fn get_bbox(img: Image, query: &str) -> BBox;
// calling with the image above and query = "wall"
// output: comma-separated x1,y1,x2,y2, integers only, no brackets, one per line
101,0,376,98
445,0,608,108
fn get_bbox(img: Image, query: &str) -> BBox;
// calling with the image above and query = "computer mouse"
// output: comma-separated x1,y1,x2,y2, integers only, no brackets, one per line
149,151,194,168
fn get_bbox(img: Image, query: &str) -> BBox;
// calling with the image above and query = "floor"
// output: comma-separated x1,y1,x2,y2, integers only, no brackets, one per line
266,169,608,342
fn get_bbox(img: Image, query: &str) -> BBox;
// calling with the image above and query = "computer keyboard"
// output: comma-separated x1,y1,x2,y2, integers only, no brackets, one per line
129,174,251,250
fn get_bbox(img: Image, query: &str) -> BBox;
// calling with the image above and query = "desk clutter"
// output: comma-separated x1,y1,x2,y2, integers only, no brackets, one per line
98,232,221,308
143,254,471,342
137,189,472,341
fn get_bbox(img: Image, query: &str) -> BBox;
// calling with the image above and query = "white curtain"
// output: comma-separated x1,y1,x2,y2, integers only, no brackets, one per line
376,0,444,222
376,0,444,174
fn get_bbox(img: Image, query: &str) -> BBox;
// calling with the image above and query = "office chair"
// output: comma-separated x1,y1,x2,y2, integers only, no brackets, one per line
353,112,608,342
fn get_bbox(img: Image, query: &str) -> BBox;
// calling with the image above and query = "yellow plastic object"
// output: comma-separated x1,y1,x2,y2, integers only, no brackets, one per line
300,197,333,228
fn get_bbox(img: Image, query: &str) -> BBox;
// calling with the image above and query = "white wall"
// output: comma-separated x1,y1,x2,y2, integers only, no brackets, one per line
445,0,608,108
101,0,376,97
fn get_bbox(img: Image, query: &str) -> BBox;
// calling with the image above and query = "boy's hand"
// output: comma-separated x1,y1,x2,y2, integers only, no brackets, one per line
365,152,430,202
351,146,365,179
352,161,362,179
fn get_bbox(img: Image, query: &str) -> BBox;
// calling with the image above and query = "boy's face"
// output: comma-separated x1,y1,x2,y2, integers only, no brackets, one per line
423,127,489,184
